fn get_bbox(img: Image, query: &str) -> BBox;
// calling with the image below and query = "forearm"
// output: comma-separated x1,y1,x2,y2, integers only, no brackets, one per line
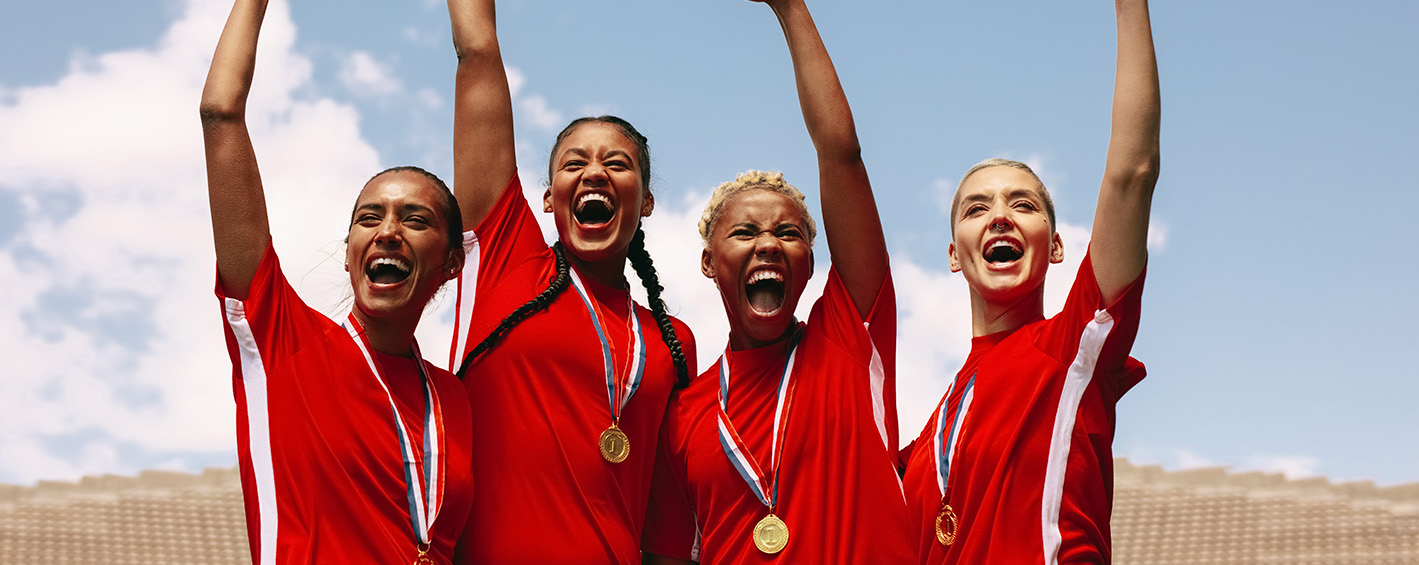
770,0,862,163
1103,0,1161,191
449,0,516,229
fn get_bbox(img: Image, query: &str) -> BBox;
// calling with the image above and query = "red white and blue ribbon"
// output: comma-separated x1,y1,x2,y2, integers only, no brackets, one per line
934,373,976,497
716,331,803,509
344,313,445,546
568,268,647,423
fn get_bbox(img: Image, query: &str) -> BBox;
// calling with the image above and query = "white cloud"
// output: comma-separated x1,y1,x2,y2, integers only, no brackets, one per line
339,50,402,97
0,0,381,484
518,95,564,131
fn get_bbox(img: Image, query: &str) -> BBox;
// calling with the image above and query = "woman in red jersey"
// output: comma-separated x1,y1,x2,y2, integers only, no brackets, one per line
642,1,912,563
901,1,1161,563
201,1,474,563
443,0,695,562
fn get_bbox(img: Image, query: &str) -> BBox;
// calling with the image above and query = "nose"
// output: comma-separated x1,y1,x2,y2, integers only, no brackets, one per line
989,212,1012,232
753,232,783,257
582,162,608,185
373,217,401,246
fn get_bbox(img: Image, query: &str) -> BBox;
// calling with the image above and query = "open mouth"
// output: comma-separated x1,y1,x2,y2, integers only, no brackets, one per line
366,257,411,285
575,193,616,226
984,240,1023,264
745,270,786,316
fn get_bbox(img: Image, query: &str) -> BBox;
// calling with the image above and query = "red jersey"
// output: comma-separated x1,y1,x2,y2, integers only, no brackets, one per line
217,244,474,565
643,269,912,564
449,174,696,564
902,251,1146,564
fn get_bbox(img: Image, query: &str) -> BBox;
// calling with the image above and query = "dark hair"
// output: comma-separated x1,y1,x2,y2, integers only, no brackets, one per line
358,165,463,254
548,115,651,191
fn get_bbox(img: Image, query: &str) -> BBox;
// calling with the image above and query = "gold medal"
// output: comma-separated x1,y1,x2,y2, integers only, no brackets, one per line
753,513,790,554
599,424,630,463
935,503,958,546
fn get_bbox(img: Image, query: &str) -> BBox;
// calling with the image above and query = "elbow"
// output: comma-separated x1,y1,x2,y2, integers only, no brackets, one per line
453,34,501,65
1108,151,1161,194
199,95,245,127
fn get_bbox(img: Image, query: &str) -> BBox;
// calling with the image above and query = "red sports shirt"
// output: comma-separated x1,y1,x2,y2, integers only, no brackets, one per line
449,174,696,564
218,244,474,564
643,269,912,564
902,251,1146,564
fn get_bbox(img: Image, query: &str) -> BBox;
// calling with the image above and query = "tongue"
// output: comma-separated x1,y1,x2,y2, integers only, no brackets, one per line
747,283,784,314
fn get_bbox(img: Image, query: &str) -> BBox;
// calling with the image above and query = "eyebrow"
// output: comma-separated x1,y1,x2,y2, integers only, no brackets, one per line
354,202,438,216
560,147,635,163
959,188,1043,205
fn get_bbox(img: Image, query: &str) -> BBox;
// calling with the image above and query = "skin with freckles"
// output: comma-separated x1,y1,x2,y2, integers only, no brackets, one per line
701,189,814,350
542,121,654,286
948,166,1063,335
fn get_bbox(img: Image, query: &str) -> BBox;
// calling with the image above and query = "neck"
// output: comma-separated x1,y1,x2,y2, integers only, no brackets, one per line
969,287,1045,337
727,320,797,352
567,250,630,290
352,309,418,358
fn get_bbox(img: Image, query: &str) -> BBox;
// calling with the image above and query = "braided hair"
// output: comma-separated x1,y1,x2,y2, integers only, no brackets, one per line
456,232,691,389
626,225,691,389
455,242,573,378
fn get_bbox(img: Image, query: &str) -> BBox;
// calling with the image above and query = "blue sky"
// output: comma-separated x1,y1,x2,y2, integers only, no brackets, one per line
1,0,1416,487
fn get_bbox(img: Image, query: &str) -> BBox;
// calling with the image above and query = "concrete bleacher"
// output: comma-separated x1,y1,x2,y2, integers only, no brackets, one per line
2,459,1416,563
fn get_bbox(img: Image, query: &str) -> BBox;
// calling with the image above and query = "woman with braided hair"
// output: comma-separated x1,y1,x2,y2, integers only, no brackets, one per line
642,0,911,562
444,0,694,562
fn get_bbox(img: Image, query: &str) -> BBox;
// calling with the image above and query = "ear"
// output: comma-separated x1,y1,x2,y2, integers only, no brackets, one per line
1049,232,1065,264
444,249,466,282
641,190,655,217
542,188,553,213
700,248,715,278
948,242,962,273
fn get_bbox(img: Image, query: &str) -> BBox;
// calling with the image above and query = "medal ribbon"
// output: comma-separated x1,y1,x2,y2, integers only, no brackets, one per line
344,313,445,546
934,373,977,497
567,269,647,422
716,330,803,509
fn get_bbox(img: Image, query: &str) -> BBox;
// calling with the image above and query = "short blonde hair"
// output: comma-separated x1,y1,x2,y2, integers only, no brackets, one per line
698,170,818,249
949,158,1057,236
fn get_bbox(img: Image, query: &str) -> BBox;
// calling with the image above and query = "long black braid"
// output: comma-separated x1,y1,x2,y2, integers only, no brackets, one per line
627,225,692,389
455,242,572,378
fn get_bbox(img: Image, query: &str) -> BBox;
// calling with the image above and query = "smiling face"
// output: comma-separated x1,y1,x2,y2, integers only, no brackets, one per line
345,170,461,324
543,121,653,272
701,189,814,349
948,165,1064,305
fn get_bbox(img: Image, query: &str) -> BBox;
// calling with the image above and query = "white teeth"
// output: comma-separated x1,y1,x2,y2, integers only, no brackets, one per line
989,241,1019,252
576,193,612,211
748,271,784,284
370,257,409,272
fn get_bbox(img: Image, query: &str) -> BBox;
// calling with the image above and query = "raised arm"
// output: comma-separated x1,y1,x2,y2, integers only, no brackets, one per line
448,0,517,230
200,0,272,300
759,0,888,317
1091,0,1160,304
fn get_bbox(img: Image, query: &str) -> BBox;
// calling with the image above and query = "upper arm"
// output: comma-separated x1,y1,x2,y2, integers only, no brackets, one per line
1090,0,1160,304
202,0,273,300
449,0,518,231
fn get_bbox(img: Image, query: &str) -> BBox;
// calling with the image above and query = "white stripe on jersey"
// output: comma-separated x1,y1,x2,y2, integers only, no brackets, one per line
864,321,903,496
1040,308,1116,565
450,231,481,370
225,298,279,565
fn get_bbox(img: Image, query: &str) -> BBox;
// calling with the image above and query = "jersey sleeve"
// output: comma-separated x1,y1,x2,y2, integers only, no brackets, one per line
215,242,326,379
448,173,549,368
1039,249,1148,399
641,397,700,561
807,267,900,460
